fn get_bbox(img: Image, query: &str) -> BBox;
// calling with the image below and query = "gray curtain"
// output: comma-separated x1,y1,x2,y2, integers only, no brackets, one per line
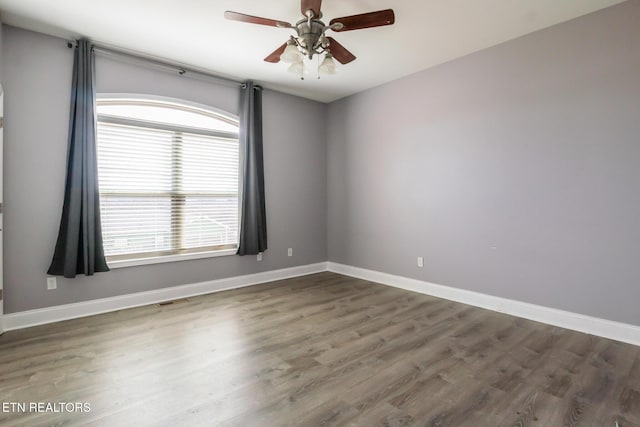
237,81,267,255
48,39,109,278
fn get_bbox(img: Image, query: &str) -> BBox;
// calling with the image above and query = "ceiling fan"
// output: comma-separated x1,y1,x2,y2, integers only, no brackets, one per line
224,0,395,78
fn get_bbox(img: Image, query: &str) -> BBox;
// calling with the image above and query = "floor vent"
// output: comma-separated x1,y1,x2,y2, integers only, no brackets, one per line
157,298,190,307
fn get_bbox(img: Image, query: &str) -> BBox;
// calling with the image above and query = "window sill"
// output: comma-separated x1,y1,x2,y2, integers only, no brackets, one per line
107,248,238,269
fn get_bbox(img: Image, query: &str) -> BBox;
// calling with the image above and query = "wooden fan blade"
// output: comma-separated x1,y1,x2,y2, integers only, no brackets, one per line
330,9,395,32
264,42,288,63
301,0,322,18
224,11,291,28
325,37,356,64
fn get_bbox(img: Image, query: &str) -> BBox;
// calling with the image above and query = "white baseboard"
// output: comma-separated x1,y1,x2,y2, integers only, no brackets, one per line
327,262,640,347
3,262,328,331
5,260,639,347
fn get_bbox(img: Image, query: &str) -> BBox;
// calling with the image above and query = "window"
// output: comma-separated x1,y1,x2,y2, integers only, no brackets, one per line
96,96,240,264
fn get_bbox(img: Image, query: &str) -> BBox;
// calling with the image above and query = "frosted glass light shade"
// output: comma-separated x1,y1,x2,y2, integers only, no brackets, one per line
319,54,337,75
287,61,305,75
280,43,303,64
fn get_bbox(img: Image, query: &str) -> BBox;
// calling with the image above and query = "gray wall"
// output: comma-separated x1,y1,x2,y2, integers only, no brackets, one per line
0,18,3,83
2,25,327,313
327,1,640,325
3,1,639,327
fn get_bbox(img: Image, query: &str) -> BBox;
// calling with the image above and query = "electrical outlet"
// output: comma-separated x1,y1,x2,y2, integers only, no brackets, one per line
257,253,262,262
287,248,293,257
47,277,57,290
417,257,424,268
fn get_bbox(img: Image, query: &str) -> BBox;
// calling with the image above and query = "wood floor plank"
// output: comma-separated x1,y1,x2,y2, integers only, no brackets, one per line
345,402,414,427
1,271,638,426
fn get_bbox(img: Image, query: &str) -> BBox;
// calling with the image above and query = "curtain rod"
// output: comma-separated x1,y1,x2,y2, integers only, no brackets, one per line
67,41,244,89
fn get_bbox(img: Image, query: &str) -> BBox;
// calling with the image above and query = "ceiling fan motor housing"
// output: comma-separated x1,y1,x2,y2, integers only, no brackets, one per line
296,18,326,57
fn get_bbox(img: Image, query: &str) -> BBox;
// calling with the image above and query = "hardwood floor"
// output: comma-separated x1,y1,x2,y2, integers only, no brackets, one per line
1,272,639,426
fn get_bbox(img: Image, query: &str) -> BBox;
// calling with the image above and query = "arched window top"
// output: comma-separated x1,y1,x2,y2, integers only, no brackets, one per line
96,96,239,134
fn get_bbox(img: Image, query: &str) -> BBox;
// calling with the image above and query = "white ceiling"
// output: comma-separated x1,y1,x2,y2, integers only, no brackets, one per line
0,0,627,103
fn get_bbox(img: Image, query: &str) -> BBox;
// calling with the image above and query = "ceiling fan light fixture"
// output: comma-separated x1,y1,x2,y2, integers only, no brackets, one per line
319,53,337,75
287,60,305,76
225,2,395,78
280,42,303,64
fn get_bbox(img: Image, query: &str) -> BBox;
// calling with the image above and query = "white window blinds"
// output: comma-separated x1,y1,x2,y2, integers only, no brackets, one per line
95,98,239,262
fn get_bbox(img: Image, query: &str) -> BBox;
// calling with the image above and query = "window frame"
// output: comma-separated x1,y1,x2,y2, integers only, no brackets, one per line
95,94,241,268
